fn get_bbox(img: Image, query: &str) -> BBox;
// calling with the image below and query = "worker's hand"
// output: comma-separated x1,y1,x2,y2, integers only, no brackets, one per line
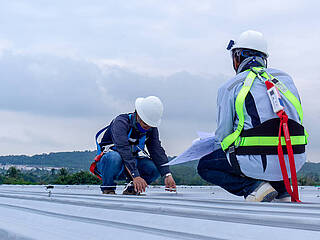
164,175,176,191
133,176,148,193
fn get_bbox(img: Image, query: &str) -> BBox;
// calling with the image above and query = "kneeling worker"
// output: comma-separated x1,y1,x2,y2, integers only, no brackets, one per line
91,96,176,195
198,30,307,202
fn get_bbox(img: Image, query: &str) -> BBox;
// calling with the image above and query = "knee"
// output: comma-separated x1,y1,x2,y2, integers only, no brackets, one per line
141,158,160,183
152,170,160,181
197,158,213,181
103,151,122,166
149,169,160,184
147,160,160,178
197,159,206,177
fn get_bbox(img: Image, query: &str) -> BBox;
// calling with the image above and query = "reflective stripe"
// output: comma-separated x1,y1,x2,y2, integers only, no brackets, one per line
267,73,309,142
221,71,257,151
238,135,307,147
265,71,309,142
263,72,304,124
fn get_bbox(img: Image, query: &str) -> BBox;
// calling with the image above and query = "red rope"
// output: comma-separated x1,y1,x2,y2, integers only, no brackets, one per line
277,110,301,202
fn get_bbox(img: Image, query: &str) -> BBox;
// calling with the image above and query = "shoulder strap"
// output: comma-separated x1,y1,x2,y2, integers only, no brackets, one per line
95,126,109,155
127,113,133,138
262,72,308,142
221,70,257,151
266,74,303,123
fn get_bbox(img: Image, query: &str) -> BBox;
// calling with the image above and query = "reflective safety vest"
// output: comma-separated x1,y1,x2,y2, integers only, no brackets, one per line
220,67,308,202
90,113,147,179
221,67,308,152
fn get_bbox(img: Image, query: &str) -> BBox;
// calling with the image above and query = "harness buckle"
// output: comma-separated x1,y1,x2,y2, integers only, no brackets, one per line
250,67,267,82
103,144,115,153
229,145,235,154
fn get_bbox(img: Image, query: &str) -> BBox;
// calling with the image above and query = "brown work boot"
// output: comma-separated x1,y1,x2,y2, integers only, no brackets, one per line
122,185,139,195
122,181,143,195
102,189,116,195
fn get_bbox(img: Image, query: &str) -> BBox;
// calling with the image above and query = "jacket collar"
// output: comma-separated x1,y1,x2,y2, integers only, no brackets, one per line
237,56,266,74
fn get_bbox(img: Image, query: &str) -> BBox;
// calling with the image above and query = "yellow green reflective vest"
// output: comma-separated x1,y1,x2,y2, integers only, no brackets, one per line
221,67,308,153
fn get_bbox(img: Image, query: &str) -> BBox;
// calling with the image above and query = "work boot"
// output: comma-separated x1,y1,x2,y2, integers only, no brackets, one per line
102,189,116,195
122,181,141,195
122,186,139,195
245,182,278,202
273,192,291,202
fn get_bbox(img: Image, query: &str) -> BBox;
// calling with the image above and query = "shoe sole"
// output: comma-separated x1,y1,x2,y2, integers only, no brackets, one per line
122,193,146,196
273,197,291,203
261,190,278,202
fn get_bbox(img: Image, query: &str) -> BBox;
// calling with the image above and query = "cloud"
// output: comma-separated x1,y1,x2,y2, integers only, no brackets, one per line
0,1,319,161
0,50,228,119
0,50,227,156
0,51,104,117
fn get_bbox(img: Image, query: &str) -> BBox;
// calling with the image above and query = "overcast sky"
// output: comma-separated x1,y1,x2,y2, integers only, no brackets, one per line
0,0,319,162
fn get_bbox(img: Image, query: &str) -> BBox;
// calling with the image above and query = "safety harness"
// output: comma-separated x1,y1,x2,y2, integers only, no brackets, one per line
89,113,147,180
221,67,308,202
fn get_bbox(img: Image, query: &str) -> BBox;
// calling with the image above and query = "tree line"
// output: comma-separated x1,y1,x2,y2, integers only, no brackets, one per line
0,167,100,185
1,164,319,186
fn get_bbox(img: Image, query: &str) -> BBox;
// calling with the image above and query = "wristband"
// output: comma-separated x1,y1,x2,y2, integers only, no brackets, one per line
165,173,172,178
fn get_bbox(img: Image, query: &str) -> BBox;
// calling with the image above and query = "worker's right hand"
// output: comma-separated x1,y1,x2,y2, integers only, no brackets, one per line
133,176,148,193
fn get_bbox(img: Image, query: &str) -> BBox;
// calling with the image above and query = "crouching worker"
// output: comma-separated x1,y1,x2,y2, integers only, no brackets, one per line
197,30,307,202
90,96,176,195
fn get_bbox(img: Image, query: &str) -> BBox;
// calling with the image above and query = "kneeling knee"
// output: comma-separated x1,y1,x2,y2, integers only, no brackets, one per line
103,151,122,165
148,169,160,184
197,160,206,177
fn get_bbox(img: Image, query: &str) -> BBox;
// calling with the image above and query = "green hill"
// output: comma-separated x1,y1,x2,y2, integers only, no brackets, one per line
0,151,319,185
0,151,96,170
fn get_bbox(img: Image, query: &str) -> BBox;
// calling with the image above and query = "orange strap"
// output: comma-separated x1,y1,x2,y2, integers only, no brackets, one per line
89,152,104,180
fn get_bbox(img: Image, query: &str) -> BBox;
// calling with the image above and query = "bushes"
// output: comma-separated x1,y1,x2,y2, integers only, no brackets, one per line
54,169,101,185
0,167,101,185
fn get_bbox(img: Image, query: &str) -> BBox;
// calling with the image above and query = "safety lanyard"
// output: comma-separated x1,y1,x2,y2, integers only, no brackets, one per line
258,71,301,202
276,110,300,202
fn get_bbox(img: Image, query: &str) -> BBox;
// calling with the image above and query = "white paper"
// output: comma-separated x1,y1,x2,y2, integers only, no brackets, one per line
164,132,221,166
196,131,215,139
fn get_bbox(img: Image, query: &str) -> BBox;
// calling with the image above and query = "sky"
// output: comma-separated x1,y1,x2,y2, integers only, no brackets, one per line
0,0,319,162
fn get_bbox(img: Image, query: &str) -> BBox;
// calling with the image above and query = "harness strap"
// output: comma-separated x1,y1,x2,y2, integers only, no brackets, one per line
237,135,306,147
276,110,300,202
89,152,104,180
221,70,257,151
90,113,146,179
229,146,243,175
261,73,301,202
95,126,109,155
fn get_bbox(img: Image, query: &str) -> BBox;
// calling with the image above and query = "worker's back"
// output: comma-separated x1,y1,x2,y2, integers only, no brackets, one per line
215,67,306,181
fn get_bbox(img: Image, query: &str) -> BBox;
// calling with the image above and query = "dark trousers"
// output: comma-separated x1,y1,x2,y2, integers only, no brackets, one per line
197,149,287,198
97,151,160,191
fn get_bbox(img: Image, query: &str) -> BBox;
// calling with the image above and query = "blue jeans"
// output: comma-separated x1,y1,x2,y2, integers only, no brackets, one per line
96,151,160,191
197,149,287,198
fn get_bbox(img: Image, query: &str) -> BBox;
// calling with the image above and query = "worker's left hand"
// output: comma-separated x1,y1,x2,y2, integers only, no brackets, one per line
164,175,176,190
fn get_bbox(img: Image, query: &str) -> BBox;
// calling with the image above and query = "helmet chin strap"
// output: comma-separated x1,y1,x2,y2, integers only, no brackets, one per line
134,112,148,133
137,121,147,133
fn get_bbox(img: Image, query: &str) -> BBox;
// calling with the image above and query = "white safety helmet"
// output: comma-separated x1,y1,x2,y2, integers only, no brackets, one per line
227,30,268,57
135,96,164,127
